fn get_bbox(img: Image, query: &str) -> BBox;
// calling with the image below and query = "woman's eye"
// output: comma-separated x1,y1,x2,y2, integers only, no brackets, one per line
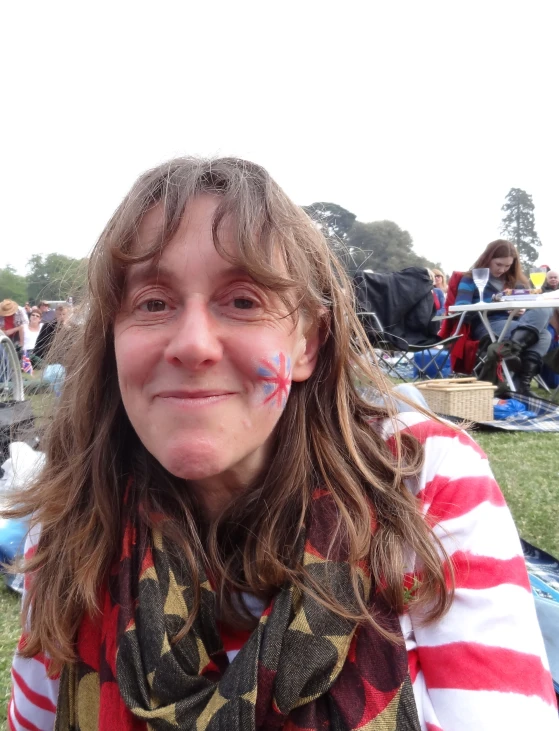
233,298,255,310
141,300,167,313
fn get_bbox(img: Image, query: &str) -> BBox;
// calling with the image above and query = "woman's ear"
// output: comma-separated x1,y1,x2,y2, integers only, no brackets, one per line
291,320,322,383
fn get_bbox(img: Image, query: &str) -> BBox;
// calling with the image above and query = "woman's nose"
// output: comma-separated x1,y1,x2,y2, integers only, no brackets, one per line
164,300,223,369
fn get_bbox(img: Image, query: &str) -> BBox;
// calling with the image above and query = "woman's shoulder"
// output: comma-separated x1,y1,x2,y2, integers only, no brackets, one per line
379,412,488,485
379,410,472,444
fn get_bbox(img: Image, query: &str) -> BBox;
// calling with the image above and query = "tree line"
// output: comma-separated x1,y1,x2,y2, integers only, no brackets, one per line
0,254,88,304
304,186,543,276
0,186,543,303
302,203,441,273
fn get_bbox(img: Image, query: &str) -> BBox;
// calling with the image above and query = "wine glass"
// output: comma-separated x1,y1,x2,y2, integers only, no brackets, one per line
472,267,490,303
529,267,546,290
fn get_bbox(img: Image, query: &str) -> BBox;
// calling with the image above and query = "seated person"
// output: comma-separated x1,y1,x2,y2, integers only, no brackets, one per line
456,239,552,393
16,311,43,359
432,268,447,294
427,269,445,316
0,299,29,347
542,270,559,293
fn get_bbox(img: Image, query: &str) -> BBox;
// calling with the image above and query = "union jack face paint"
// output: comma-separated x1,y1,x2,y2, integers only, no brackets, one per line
257,352,292,408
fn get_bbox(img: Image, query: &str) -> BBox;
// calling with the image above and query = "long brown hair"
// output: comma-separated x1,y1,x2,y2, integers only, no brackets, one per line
4,157,453,671
471,239,528,289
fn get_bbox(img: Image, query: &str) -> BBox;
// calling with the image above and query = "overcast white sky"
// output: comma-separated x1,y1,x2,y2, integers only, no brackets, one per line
2,1,558,276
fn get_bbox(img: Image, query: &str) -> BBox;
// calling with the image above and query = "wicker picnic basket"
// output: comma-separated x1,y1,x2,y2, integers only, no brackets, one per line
415,378,496,421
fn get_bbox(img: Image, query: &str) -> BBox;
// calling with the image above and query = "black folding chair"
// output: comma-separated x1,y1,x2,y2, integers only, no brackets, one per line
354,268,465,382
358,310,463,381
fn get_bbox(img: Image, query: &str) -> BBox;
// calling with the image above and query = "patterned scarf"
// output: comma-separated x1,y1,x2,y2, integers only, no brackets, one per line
55,489,421,730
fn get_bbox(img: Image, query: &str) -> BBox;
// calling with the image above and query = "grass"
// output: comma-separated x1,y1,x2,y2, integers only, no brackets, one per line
0,391,557,725
0,586,21,730
475,430,559,556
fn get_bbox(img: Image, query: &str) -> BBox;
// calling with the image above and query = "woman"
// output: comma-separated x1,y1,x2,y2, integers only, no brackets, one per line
16,310,43,356
5,159,557,730
427,269,445,316
456,239,552,393
432,268,447,294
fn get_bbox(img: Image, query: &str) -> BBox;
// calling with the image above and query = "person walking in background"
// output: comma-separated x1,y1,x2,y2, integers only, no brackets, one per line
456,239,552,393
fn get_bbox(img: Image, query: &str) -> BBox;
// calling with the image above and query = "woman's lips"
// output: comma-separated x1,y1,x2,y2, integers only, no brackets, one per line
155,390,236,407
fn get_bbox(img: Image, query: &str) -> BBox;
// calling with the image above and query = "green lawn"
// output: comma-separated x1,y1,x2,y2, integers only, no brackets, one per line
475,430,559,556
0,586,21,730
0,392,557,725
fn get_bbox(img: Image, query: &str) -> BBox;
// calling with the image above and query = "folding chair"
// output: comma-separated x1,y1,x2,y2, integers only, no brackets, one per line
358,310,463,382
353,267,465,382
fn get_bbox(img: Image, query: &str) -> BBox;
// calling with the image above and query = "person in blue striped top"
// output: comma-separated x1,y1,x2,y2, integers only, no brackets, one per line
456,239,552,393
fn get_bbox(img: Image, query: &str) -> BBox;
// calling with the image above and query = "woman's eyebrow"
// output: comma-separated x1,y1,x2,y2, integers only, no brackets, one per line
125,261,171,290
125,261,254,290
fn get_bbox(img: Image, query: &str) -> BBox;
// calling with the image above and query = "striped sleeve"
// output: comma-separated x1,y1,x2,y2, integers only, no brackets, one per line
8,531,59,731
454,275,476,306
388,413,558,730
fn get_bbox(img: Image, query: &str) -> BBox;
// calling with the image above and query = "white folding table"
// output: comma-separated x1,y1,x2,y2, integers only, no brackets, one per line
448,298,559,391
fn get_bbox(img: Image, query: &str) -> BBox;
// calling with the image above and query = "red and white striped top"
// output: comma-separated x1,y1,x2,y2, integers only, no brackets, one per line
8,413,559,730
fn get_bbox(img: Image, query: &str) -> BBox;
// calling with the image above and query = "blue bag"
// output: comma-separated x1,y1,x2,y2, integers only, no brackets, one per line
413,348,451,379
493,398,537,421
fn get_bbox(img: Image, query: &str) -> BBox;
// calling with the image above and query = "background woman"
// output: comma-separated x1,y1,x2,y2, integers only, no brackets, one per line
427,268,445,316
455,239,552,393
16,310,43,357
5,160,556,730
432,268,447,294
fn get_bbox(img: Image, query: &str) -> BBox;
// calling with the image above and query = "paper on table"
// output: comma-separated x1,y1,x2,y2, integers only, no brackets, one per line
500,294,539,301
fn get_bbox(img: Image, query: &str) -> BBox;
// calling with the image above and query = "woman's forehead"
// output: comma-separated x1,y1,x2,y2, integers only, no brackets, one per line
133,196,242,260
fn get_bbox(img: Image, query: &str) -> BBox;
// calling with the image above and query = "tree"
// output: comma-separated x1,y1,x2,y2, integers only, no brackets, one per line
302,200,439,274
346,220,439,273
26,253,88,302
0,265,28,303
303,202,357,241
500,188,541,269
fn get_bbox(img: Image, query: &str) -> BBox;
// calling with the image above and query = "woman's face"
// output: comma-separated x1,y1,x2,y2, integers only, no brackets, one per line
29,312,41,326
434,274,443,285
114,195,319,489
489,256,514,278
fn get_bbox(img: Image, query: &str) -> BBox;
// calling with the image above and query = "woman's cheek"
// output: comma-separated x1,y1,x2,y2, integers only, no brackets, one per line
249,351,293,410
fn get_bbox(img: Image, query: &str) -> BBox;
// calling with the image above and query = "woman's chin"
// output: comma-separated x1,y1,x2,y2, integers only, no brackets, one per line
157,441,226,482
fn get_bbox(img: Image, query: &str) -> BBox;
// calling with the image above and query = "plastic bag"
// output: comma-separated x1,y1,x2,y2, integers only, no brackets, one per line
0,442,45,592
0,442,45,496
493,398,537,421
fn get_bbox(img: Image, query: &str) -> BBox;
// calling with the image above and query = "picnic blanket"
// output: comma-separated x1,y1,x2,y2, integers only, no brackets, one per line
522,539,559,695
475,392,559,432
